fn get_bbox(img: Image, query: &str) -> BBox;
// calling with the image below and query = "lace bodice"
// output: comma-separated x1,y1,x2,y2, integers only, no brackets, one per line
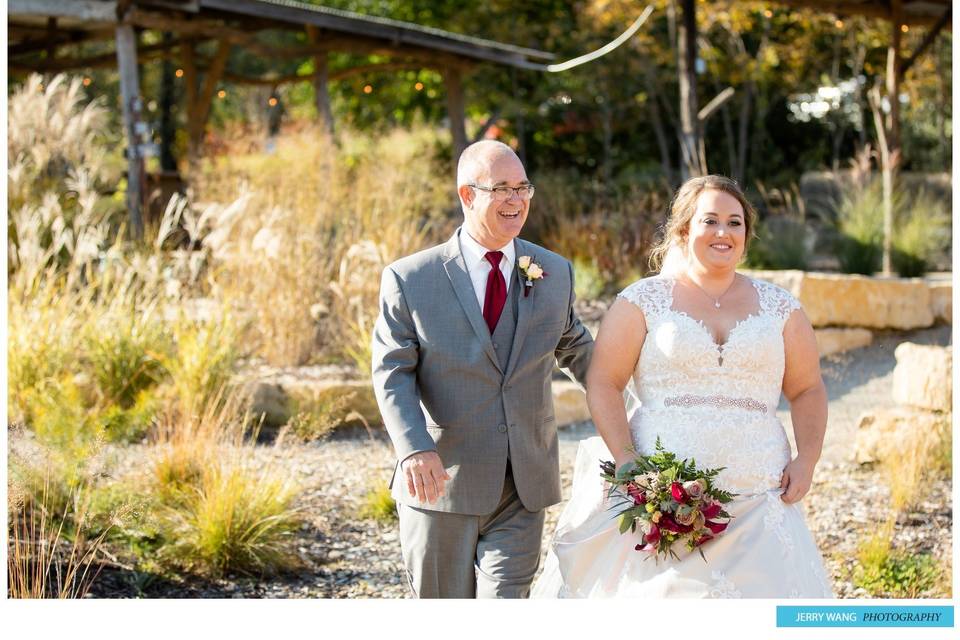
617,275,802,495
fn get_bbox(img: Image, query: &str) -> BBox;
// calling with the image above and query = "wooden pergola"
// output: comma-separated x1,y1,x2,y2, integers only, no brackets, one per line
8,0,555,237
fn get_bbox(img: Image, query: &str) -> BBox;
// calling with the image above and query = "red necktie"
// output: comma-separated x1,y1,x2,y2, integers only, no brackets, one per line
483,251,507,334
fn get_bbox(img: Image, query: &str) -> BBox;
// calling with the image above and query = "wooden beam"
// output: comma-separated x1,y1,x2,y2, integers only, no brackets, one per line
200,0,551,67
220,61,425,87
900,7,951,78
185,40,232,161
10,37,189,72
8,0,117,22
766,0,952,26
8,27,116,56
115,22,145,239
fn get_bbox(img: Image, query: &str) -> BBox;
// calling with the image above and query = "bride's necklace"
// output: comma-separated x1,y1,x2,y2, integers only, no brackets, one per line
684,274,737,309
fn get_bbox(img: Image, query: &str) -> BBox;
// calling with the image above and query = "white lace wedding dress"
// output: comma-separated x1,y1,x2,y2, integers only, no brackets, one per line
532,275,834,598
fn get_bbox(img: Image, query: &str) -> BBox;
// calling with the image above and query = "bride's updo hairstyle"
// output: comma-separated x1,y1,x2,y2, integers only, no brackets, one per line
648,175,757,274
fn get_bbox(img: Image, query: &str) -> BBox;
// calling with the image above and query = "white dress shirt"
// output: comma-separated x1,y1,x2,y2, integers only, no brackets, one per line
459,228,515,312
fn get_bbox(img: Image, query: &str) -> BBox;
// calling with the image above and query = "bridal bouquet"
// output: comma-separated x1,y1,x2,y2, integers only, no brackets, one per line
600,437,736,561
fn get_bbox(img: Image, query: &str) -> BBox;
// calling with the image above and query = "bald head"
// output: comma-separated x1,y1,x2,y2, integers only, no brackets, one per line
455,140,531,250
456,140,521,187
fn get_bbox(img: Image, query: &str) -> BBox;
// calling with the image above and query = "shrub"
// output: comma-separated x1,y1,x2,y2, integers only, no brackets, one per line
854,522,943,598
535,173,662,294
158,462,301,577
890,189,951,277
878,415,949,513
358,483,398,525
83,312,168,410
744,217,810,270
7,452,118,598
161,311,242,418
832,181,950,276
281,391,358,442
196,126,452,368
833,181,884,274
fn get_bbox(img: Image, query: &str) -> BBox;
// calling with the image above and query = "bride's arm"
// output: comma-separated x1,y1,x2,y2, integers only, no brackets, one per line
586,298,647,469
780,308,828,504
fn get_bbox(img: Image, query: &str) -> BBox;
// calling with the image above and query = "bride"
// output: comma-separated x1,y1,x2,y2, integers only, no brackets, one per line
532,175,833,598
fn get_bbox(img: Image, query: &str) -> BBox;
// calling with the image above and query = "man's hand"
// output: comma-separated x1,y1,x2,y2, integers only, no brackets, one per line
401,451,451,505
779,456,816,504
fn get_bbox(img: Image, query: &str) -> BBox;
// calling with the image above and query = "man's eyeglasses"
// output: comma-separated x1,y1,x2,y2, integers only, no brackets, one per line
469,183,536,201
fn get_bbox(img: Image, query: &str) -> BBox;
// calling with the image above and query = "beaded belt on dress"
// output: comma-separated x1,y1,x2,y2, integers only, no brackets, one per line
663,394,767,413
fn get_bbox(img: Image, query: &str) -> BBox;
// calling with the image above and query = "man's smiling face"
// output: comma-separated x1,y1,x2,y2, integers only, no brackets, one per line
461,152,531,249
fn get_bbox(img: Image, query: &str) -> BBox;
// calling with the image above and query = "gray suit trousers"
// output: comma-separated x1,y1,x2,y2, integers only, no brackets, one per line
397,463,545,598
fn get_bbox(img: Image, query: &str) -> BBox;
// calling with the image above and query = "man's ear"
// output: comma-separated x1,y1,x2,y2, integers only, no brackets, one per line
457,184,474,209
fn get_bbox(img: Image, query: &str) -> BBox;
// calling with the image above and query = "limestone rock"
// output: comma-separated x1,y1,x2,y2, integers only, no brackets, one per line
929,281,952,325
746,270,934,330
853,408,950,464
243,364,380,428
552,379,589,426
892,343,952,412
815,328,873,357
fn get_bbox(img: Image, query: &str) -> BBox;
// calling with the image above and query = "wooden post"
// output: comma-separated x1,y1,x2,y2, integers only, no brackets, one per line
181,40,201,165
115,22,144,239
306,26,334,136
182,40,231,168
882,0,903,276
677,0,703,179
444,67,468,171
159,31,177,172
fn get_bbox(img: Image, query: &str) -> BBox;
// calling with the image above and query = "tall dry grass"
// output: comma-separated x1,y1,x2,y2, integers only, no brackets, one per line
533,173,664,296
192,126,454,369
7,449,122,598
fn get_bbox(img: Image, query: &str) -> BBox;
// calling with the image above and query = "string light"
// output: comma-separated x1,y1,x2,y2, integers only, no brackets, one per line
82,77,92,86
175,68,184,78
835,19,844,28
414,82,424,91
217,89,227,99
268,97,278,107
363,84,373,94
763,9,773,18
901,24,909,33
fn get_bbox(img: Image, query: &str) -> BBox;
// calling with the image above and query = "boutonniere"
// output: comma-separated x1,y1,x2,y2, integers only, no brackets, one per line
517,255,547,298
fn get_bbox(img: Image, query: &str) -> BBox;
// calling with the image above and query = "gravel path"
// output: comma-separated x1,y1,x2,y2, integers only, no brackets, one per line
41,325,952,598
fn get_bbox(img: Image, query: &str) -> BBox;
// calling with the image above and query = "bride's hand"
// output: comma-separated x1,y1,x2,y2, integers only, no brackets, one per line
779,456,816,504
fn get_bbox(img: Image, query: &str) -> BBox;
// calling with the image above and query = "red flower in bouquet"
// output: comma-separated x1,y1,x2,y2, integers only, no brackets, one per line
670,482,688,503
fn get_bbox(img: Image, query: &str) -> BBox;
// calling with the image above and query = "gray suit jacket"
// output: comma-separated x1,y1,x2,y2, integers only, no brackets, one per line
371,228,593,516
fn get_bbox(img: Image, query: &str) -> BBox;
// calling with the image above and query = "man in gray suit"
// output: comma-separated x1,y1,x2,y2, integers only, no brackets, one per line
371,140,593,598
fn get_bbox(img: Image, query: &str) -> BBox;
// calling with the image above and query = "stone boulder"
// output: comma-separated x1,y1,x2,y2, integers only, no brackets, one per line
928,281,952,325
242,364,381,429
746,270,934,330
892,343,952,413
814,328,873,357
552,379,590,426
853,408,950,464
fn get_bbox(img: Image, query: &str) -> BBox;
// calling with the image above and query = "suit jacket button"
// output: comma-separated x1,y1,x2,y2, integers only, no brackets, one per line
497,424,507,433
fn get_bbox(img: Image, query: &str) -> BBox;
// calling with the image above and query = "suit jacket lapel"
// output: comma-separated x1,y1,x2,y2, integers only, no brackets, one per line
441,229,503,374
504,238,533,380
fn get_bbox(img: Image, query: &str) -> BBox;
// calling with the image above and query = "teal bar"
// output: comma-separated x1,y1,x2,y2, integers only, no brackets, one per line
777,606,953,628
